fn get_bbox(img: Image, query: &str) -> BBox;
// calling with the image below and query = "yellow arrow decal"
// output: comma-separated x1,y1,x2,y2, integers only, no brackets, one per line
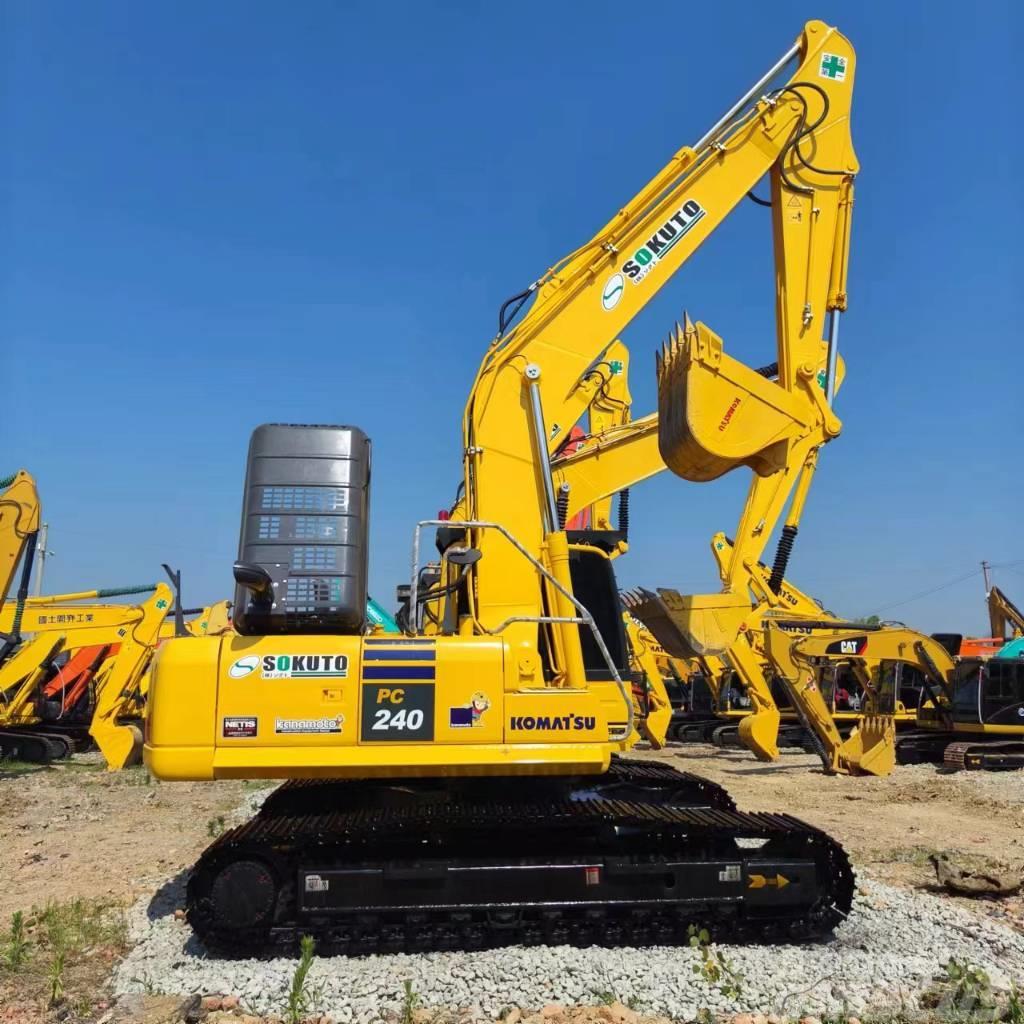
748,873,790,889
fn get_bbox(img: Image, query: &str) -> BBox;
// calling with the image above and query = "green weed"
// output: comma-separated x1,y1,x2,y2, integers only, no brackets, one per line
47,948,65,1007
688,924,743,999
35,897,127,954
285,934,317,1024
1007,985,1024,1024
401,979,421,1024
4,911,29,970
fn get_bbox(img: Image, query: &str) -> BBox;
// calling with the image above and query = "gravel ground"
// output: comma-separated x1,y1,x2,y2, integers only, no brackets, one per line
112,875,1024,1023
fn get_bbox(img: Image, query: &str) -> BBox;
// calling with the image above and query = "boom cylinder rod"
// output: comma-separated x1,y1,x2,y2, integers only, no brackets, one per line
825,310,841,407
525,366,561,535
694,41,800,152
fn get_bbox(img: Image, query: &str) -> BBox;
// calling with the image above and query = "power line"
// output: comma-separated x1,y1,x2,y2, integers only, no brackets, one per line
875,567,983,613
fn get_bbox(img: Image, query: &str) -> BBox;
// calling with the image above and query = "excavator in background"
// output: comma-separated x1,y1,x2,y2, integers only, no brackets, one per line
0,470,41,652
766,622,1024,771
947,584,1024,659
0,584,175,765
988,585,1024,648
146,20,862,953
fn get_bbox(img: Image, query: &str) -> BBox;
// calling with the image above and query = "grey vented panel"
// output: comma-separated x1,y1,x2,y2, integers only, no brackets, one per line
234,424,371,635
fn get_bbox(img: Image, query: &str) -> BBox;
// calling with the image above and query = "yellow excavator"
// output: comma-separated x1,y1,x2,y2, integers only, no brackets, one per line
988,585,1024,643
767,622,1024,772
0,584,175,765
146,20,861,953
0,470,42,648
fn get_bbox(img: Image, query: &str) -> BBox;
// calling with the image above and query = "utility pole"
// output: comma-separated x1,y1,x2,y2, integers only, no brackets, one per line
981,559,992,594
33,523,53,596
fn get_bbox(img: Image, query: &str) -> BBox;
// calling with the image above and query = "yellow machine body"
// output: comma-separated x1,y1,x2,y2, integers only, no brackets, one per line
147,633,633,781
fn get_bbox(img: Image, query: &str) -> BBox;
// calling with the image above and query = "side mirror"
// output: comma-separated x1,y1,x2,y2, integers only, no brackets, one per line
233,561,275,598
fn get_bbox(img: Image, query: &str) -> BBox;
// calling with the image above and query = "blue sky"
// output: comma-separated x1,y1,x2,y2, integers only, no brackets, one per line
4,1,1021,634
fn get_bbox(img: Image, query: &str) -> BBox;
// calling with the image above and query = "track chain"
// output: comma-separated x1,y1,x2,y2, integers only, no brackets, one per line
189,760,852,955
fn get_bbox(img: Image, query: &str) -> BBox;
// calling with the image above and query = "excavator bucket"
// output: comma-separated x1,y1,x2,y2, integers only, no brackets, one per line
91,718,143,770
738,710,782,763
656,318,812,483
839,716,896,777
621,588,699,660
653,588,750,658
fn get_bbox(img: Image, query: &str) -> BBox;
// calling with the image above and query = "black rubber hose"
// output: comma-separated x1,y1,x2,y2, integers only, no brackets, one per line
556,487,570,530
768,525,797,594
498,288,533,335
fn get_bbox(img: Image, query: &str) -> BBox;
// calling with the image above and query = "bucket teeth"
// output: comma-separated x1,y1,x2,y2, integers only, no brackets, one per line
656,313,696,386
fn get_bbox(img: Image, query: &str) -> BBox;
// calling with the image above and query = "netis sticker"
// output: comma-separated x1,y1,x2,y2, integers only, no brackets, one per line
223,716,258,738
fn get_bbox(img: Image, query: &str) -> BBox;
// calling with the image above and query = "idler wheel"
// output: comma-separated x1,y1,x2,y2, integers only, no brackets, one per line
209,859,278,932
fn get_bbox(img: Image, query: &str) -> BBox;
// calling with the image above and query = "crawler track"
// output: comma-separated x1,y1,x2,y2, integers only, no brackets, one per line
188,759,852,955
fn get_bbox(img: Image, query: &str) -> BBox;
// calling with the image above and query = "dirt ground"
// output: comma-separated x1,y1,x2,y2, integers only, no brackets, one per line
0,756,251,925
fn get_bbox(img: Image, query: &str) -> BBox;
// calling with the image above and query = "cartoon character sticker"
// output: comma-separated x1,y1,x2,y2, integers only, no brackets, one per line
449,692,490,728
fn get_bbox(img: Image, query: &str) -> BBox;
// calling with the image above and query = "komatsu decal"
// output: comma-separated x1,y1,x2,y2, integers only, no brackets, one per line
509,715,597,731
259,654,349,679
622,200,705,284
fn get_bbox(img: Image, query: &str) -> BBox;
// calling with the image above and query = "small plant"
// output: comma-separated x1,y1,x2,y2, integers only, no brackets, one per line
942,958,995,1013
1007,984,1023,1024
36,897,128,954
687,924,743,999
48,948,66,1007
401,979,421,1024
285,934,316,1024
589,987,639,1010
4,911,30,970
206,815,227,837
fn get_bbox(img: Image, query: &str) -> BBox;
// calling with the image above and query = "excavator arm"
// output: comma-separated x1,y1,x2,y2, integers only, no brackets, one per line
763,623,958,776
988,585,1024,641
621,614,672,748
459,21,857,680
0,470,42,663
0,585,161,643
89,583,174,769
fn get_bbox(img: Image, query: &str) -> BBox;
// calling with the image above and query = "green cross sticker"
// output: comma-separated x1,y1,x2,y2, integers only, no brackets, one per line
819,53,847,82
609,360,624,375
156,599,168,609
